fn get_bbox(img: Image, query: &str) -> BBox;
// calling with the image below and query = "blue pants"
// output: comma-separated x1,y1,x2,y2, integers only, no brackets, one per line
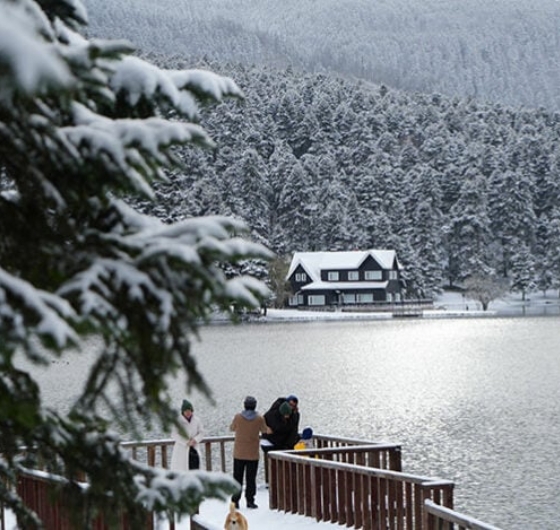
232,458,258,503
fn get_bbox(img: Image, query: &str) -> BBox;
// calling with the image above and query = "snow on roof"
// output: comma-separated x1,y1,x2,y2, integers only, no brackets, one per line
300,280,388,291
287,249,398,282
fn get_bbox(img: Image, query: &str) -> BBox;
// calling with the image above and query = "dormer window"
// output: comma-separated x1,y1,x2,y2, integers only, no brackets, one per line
365,270,382,280
295,272,307,282
327,271,339,281
348,271,359,281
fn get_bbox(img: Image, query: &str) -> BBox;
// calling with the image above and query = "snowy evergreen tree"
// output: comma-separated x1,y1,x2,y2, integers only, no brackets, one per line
0,0,271,526
509,242,537,300
408,201,445,297
542,209,560,296
446,173,494,284
488,169,537,277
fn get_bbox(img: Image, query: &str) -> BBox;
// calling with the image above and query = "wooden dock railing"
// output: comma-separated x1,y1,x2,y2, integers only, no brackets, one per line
268,447,453,530
424,500,503,530
121,435,235,473
15,469,153,530
2,434,503,530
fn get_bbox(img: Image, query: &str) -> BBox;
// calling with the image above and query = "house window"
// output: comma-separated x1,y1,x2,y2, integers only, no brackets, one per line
343,293,356,304
327,271,339,281
364,270,382,280
389,271,398,280
348,271,359,281
288,294,305,306
356,293,374,304
308,295,325,306
295,272,307,282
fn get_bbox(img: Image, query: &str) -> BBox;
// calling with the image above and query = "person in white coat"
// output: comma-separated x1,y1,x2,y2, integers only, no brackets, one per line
170,399,204,471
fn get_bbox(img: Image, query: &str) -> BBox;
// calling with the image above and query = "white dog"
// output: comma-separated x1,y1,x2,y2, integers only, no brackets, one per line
223,501,249,530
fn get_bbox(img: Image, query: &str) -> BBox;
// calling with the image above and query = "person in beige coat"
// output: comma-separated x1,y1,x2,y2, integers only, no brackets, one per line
230,396,270,509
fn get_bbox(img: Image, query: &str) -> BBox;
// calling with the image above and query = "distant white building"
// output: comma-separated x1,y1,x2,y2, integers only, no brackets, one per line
286,249,404,307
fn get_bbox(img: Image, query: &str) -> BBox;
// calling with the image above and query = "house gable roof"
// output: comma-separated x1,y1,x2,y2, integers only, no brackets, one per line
287,249,399,282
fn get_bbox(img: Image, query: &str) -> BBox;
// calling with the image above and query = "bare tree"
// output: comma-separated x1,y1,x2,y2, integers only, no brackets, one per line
464,275,508,311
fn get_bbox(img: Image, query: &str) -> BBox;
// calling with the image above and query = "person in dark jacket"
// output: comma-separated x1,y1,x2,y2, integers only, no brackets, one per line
262,394,300,450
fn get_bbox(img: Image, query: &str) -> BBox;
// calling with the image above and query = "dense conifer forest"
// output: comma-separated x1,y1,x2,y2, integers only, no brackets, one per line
85,0,560,110
136,57,560,300
82,0,560,300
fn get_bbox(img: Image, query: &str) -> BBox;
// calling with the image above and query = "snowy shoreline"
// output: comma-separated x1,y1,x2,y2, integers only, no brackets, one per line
215,290,560,324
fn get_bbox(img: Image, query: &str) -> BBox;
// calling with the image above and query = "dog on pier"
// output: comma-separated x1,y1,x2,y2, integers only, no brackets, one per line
224,501,249,530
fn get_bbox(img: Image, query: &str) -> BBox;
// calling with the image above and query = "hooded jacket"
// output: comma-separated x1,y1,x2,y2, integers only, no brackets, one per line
231,410,268,460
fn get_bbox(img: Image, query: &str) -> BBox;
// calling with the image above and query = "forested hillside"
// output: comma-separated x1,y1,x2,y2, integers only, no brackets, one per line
84,0,560,110
136,57,560,299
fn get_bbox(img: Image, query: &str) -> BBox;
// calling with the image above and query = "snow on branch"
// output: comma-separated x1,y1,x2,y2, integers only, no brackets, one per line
225,276,270,308
167,69,244,102
111,57,244,120
134,466,238,514
0,268,78,349
62,103,212,196
57,258,172,327
128,215,273,260
0,2,72,99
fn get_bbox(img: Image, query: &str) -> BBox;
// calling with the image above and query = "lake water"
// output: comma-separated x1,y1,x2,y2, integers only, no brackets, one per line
32,316,560,529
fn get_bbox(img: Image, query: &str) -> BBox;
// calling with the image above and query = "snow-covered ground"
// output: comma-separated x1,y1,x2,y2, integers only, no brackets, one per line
175,485,337,529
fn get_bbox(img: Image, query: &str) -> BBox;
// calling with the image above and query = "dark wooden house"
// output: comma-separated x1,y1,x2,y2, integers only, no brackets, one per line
286,249,404,308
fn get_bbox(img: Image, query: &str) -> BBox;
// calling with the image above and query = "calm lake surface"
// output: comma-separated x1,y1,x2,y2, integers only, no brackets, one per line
34,316,560,529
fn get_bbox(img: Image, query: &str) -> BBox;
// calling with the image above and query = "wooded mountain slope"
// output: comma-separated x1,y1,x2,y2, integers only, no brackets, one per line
85,0,560,110
139,58,560,298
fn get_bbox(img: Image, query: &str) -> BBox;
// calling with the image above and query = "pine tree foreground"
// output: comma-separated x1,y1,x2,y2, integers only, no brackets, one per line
0,0,271,526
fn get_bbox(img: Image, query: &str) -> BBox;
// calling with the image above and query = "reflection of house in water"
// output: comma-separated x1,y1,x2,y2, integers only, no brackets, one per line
286,249,405,308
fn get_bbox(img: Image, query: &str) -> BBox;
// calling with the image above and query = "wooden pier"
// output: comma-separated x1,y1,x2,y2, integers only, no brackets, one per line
4,434,503,529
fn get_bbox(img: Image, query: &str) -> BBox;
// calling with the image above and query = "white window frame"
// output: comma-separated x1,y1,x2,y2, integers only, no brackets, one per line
327,271,339,281
348,271,359,281
389,270,398,280
356,293,374,303
295,272,307,282
343,293,356,304
308,295,326,306
364,270,382,280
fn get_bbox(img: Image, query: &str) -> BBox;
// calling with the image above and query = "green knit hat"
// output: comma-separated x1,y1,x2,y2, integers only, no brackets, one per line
279,401,292,416
181,399,193,413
